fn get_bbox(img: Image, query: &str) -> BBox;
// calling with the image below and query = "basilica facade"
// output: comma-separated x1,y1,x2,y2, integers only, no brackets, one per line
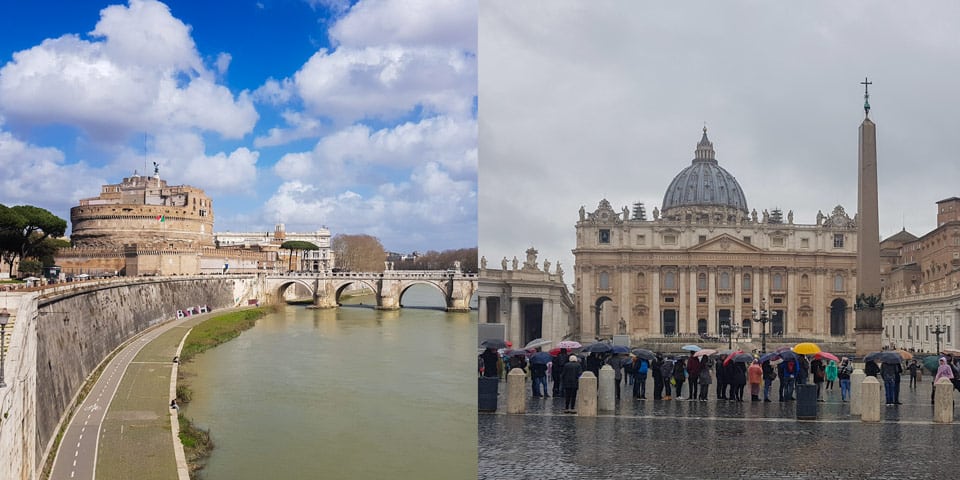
573,129,859,343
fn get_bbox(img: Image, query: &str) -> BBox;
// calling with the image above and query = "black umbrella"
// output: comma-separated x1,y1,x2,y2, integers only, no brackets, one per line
481,339,507,349
730,352,755,364
582,342,613,353
631,348,656,361
864,351,903,364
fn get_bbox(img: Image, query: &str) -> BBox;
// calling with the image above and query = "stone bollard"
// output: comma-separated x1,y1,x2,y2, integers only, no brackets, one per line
850,369,865,416
860,376,881,422
934,378,954,423
598,365,616,412
578,372,598,416
506,369,527,414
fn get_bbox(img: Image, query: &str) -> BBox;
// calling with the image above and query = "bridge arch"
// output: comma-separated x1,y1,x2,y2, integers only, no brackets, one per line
273,279,316,303
334,280,379,305
398,281,449,308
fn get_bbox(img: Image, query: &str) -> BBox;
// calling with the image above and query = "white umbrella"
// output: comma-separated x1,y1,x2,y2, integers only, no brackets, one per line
523,338,552,350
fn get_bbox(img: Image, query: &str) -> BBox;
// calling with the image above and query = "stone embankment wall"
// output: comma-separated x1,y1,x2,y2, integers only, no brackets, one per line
0,275,263,480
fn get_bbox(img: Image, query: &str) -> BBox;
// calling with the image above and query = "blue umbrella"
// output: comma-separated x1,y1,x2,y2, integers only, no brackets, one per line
758,352,780,363
681,344,702,352
778,350,799,362
611,345,630,354
583,342,613,353
530,351,553,365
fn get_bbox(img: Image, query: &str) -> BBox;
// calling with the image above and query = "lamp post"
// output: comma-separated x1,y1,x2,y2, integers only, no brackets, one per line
928,318,947,354
753,298,773,355
0,307,9,388
725,320,741,350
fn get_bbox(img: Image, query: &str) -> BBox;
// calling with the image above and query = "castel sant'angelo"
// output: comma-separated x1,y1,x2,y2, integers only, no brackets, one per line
56,169,328,276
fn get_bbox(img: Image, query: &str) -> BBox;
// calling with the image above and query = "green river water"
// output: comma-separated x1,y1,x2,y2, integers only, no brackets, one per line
181,285,477,479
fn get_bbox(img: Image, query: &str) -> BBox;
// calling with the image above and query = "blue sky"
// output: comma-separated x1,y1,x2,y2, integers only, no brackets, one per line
0,0,477,252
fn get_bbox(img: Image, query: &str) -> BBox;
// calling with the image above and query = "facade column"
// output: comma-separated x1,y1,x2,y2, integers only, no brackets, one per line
815,268,826,337
734,267,743,336
651,270,661,335
510,296,521,344
620,267,631,334
707,267,717,337
678,267,688,334
542,298,555,344
788,268,798,334
579,267,594,339
478,295,488,324
689,268,698,333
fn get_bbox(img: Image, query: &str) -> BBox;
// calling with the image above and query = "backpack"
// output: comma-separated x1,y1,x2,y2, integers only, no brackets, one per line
638,359,649,374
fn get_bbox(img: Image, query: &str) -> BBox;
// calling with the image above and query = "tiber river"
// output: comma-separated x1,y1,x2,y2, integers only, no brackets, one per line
181,284,477,479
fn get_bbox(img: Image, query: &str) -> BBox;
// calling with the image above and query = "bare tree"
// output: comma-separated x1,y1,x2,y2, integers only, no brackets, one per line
331,234,386,272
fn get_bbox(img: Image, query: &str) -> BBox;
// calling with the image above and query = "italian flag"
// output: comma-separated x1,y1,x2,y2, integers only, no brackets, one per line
157,215,165,222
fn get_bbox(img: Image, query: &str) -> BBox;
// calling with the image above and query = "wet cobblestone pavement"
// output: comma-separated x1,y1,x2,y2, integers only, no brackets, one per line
479,378,960,479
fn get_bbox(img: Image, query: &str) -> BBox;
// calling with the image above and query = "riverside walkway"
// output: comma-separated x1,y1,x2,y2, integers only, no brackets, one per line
479,377,960,479
49,312,217,480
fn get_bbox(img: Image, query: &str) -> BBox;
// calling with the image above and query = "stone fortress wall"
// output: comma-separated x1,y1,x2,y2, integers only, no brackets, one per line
0,276,263,480
70,174,214,250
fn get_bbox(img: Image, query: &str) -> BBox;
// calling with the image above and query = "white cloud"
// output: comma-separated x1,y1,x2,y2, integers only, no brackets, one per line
273,115,476,187
0,130,105,220
293,45,475,123
254,110,326,147
330,0,477,51
0,0,257,140
215,52,232,75
140,131,259,195
262,160,476,250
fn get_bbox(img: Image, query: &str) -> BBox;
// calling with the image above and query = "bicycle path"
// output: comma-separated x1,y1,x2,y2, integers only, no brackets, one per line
49,313,211,480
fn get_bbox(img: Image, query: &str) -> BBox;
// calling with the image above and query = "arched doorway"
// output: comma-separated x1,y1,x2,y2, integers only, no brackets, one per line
697,318,707,335
595,296,614,337
830,298,847,336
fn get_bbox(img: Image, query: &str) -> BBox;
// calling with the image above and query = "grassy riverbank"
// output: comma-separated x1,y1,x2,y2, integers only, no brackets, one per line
177,306,273,477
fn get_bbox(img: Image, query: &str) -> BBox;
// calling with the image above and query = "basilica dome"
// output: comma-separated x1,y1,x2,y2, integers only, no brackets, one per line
660,128,748,221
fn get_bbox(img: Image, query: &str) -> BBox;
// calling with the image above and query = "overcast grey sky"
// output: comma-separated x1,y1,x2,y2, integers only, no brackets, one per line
479,1,960,281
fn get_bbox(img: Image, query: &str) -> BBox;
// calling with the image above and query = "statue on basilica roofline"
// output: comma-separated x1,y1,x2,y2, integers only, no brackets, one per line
512,256,519,270
787,210,794,224
751,209,758,223
543,258,551,273
622,206,630,221
579,205,586,221
501,257,508,270
817,210,824,226
480,256,487,269
652,206,659,220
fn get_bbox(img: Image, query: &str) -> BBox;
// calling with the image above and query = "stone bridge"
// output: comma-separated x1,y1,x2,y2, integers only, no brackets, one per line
264,270,478,311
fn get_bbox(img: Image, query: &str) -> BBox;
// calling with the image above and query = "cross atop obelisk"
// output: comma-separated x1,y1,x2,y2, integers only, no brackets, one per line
855,77,883,356
861,77,872,117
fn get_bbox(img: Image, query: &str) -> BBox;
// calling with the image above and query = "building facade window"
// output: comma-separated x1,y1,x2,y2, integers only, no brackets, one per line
698,273,707,291
743,273,752,290
801,274,810,290
664,271,676,289
720,271,731,290
599,271,610,290
599,229,611,244
663,234,677,245
833,234,844,248
773,273,783,290
834,274,844,292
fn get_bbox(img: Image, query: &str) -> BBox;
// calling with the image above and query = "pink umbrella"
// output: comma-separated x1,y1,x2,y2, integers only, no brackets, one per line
814,351,840,363
693,348,717,358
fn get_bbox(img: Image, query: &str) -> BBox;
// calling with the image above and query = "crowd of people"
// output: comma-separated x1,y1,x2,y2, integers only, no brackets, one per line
479,345,960,412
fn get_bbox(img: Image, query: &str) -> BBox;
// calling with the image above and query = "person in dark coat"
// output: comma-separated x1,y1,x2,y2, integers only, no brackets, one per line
551,348,568,396
561,355,584,413
716,359,728,399
810,357,826,401
698,358,713,401
880,360,900,406
586,353,603,377
730,362,747,402
530,358,549,398
864,360,880,378
672,358,687,400
686,353,701,401
607,355,624,401
761,360,776,402
480,348,501,378
652,354,664,400
661,356,675,400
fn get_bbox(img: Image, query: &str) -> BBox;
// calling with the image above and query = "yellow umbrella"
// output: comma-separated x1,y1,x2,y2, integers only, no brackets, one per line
895,349,913,360
792,342,821,355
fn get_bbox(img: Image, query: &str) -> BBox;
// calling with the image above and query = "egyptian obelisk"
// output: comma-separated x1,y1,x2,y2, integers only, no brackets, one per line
854,77,883,356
